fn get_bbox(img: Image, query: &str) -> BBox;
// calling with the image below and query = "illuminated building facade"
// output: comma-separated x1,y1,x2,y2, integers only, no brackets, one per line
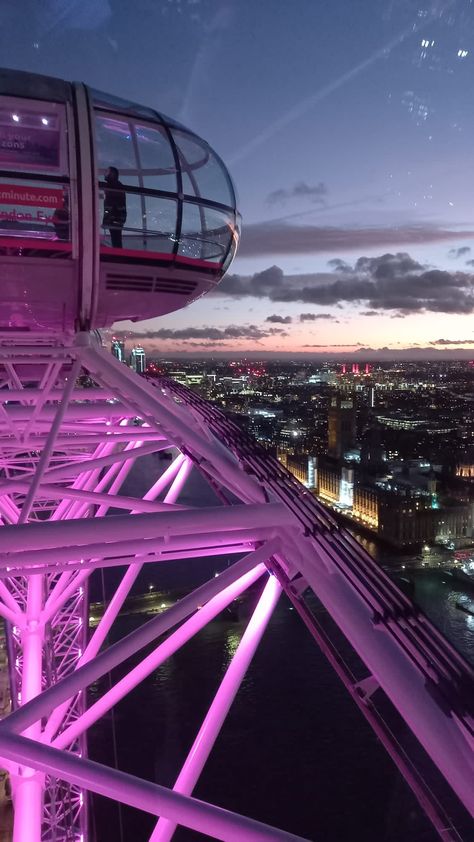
318,461,341,504
280,453,317,489
353,485,379,529
315,464,472,547
456,461,474,479
111,338,125,363
130,345,146,374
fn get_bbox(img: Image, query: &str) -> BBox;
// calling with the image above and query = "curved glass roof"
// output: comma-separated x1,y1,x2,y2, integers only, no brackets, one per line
89,87,189,132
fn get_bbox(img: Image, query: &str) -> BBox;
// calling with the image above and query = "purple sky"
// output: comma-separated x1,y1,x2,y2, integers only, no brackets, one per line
3,0,474,357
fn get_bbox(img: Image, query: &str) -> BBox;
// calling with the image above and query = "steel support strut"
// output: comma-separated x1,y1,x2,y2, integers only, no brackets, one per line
0,334,471,842
151,573,282,842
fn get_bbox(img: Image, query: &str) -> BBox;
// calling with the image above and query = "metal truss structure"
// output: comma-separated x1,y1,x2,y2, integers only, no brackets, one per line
0,331,471,842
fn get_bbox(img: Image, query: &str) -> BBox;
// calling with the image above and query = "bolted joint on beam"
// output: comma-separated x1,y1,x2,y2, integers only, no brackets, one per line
354,675,380,704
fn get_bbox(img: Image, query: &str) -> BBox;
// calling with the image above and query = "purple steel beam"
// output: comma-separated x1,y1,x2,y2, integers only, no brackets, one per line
3,431,167,446
16,358,82,524
79,454,191,661
287,533,474,817
0,388,113,401
0,526,283,574
0,601,24,627
38,440,121,620
0,503,290,556
151,574,282,842
13,574,44,842
22,360,63,442
0,732,310,842
0,542,255,578
81,345,266,505
0,480,190,514
0,401,21,443
269,557,463,842
0,404,131,422
0,543,279,735
56,436,142,522
48,436,151,614
0,494,20,524
51,564,268,750
50,438,116,521
41,569,91,626
2,336,469,841
11,357,83,841
0,581,23,616
0,440,169,496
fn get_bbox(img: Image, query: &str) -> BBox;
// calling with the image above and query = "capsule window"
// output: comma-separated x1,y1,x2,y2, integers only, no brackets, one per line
179,202,233,263
100,189,177,255
135,124,177,192
95,115,137,185
143,196,176,253
172,131,234,207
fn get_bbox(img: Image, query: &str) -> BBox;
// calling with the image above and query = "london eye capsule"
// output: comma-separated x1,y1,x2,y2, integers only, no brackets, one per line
0,68,240,332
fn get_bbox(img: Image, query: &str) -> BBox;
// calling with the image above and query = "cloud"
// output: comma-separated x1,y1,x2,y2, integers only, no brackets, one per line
217,253,474,315
302,343,362,348
265,314,292,324
299,313,335,321
429,338,474,345
361,310,379,316
327,258,352,272
113,324,287,344
466,259,474,267
238,221,474,258
448,246,471,259
267,181,327,206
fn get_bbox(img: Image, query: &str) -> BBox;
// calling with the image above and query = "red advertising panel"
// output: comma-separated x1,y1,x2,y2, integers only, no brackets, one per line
0,184,63,208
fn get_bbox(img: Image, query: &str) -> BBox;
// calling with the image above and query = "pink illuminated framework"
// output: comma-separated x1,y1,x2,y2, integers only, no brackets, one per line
0,332,471,842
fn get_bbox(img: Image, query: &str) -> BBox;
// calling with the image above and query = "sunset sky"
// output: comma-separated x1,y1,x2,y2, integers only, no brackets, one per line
4,0,474,357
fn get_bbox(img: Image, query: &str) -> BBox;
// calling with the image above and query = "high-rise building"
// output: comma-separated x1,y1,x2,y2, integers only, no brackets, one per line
360,424,385,474
130,346,146,374
327,391,356,459
111,338,125,363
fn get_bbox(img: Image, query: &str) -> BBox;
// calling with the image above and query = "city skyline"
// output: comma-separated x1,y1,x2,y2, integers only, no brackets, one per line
3,0,474,356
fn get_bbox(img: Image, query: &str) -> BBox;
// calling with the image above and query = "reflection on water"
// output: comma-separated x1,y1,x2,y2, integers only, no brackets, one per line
224,630,241,662
346,528,474,665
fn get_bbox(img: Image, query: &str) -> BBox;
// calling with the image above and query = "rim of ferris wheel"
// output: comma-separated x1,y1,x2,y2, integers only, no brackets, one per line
0,67,471,842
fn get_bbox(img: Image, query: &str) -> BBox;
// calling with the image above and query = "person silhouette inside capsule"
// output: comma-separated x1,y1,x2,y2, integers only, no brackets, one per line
103,166,127,249
52,190,70,241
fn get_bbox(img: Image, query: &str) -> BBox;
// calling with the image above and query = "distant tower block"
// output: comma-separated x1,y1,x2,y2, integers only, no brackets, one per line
328,391,356,459
111,338,125,362
130,345,146,374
